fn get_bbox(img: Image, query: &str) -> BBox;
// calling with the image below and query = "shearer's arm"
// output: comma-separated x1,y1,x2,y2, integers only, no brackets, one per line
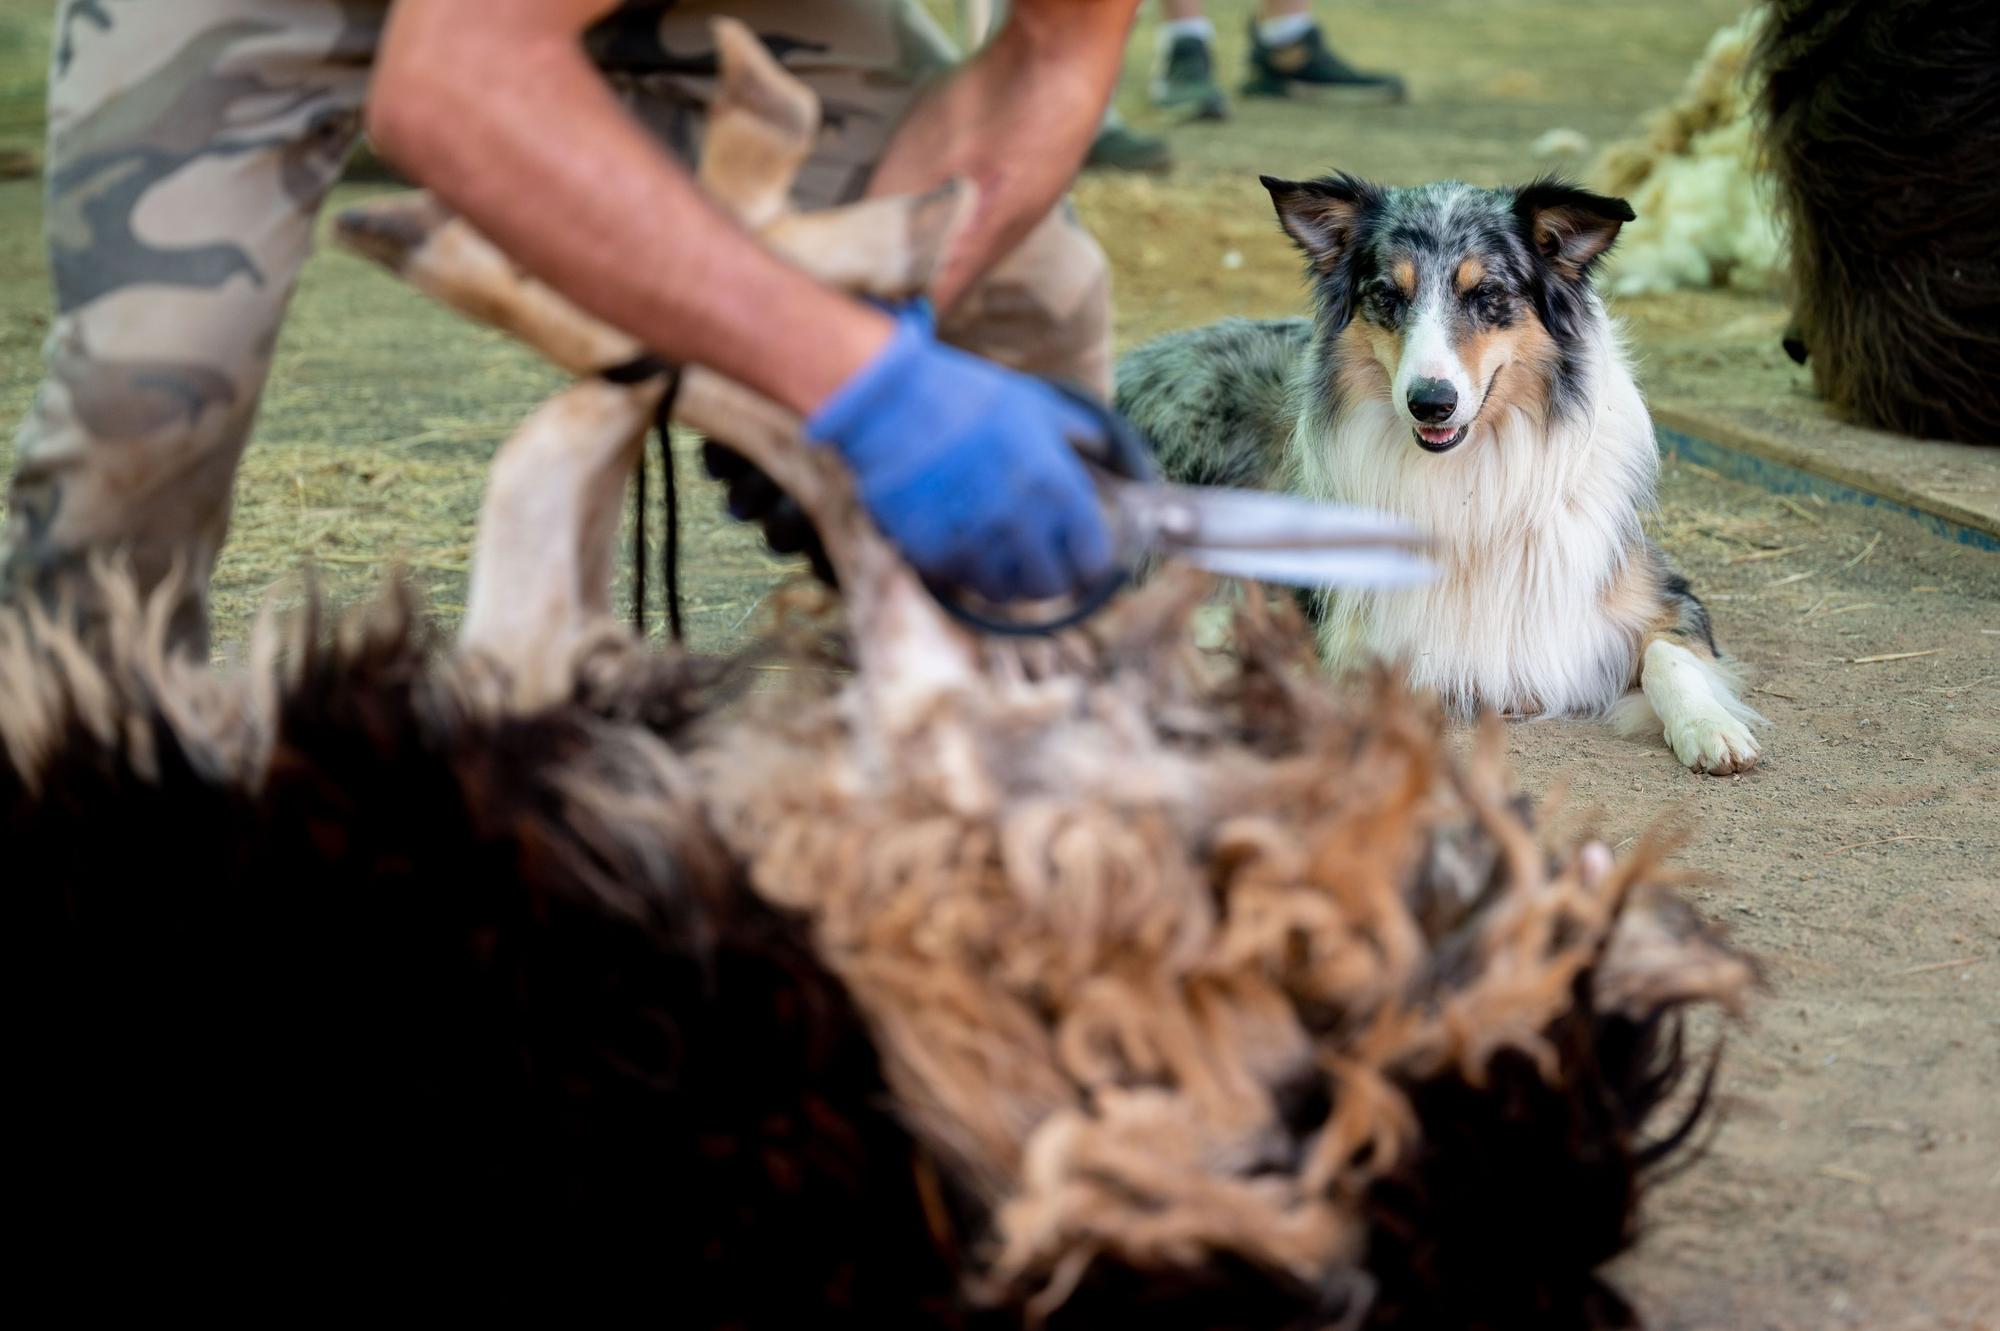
368,0,895,417
867,0,1143,310
369,0,1135,602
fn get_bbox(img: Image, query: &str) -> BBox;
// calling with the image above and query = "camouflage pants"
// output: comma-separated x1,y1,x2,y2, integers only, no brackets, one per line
7,0,1113,655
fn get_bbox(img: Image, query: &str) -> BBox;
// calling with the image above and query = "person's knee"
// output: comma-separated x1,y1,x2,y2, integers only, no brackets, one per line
5,333,249,649
14,339,249,550
44,326,246,448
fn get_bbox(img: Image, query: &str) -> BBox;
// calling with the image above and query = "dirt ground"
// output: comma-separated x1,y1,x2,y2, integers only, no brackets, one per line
1,2,1995,1327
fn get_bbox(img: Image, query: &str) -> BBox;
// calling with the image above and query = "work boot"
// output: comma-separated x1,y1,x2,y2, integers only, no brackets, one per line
1243,20,1406,102
1151,34,1230,121
1084,122,1174,174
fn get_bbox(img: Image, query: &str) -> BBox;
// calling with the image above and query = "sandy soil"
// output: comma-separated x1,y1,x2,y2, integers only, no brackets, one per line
0,2,1994,1326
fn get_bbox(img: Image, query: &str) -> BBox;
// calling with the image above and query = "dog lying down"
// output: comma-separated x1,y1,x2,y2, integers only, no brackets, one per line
1118,173,1769,776
5,26,1753,1321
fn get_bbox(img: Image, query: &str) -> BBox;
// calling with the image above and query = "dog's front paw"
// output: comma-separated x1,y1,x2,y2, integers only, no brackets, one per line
1666,711,1761,775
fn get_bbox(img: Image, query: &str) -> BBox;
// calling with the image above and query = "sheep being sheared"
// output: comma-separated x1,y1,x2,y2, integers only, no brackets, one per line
1,557,1747,1325
2,20,1754,1326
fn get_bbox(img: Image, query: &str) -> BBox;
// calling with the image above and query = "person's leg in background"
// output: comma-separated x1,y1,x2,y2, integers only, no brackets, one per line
954,0,1171,173
1153,1,1404,114
1152,0,1228,121
2,0,380,657
1086,99,1176,175
1243,0,1405,102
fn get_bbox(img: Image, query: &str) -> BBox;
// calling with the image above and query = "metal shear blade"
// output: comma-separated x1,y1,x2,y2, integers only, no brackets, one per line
922,381,1434,637
1107,479,1435,590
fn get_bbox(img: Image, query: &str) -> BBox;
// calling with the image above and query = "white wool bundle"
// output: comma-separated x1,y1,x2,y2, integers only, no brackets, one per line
1589,10,1787,297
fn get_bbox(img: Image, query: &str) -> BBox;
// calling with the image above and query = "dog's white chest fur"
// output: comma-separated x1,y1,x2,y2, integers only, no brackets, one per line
1292,343,1659,718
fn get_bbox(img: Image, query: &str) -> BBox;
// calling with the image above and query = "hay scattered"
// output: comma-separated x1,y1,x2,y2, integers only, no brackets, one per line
1840,533,1883,571
1726,544,1806,564
212,357,783,654
1848,649,1941,665
1892,956,1983,976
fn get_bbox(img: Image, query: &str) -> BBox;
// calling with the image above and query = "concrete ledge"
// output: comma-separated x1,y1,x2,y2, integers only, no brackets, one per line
1651,401,2000,553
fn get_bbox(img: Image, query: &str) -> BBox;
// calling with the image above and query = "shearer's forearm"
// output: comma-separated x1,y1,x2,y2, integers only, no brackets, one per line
369,0,891,417
866,1,1141,310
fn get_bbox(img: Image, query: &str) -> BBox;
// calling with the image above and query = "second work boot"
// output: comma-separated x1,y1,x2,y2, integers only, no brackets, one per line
1243,21,1406,103
1152,33,1230,121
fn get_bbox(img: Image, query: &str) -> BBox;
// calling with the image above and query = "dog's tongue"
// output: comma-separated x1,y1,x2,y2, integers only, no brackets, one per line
1417,426,1458,445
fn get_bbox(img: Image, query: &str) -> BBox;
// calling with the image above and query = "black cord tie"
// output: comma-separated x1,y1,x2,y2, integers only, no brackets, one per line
920,569,1131,638
597,355,685,643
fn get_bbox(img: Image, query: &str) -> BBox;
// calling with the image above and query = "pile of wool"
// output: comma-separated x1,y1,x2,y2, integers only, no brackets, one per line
1589,8,1787,298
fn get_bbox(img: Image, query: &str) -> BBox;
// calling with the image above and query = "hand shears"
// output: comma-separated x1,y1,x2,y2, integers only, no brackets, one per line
924,382,1434,637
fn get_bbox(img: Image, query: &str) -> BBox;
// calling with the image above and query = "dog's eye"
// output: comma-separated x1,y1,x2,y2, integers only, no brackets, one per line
1363,284,1405,323
1464,284,1510,319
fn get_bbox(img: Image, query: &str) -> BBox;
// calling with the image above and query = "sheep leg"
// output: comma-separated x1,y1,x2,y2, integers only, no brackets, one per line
698,16,819,229
457,378,663,706
332,178,973,363
334,192,643,375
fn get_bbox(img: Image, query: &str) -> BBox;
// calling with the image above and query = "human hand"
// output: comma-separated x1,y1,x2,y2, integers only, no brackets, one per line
805,305,1114,602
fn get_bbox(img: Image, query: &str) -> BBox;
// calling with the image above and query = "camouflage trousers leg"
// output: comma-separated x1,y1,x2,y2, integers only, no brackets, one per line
3,0,1112,657
4,0,379,656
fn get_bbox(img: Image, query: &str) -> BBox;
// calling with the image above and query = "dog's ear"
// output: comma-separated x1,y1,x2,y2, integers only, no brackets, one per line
1513,178,1634,280
1262,173,1377,273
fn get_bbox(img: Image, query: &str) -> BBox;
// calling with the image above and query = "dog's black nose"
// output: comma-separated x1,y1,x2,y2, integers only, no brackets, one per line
1407,378,1458,424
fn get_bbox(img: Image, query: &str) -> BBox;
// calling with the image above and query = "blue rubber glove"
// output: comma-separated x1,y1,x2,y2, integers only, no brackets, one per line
866,294,936,334
806,307,1115,603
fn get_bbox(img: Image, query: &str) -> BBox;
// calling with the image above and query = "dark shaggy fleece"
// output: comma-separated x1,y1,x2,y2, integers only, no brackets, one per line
1,591,956,1318
1757,0,2000,443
